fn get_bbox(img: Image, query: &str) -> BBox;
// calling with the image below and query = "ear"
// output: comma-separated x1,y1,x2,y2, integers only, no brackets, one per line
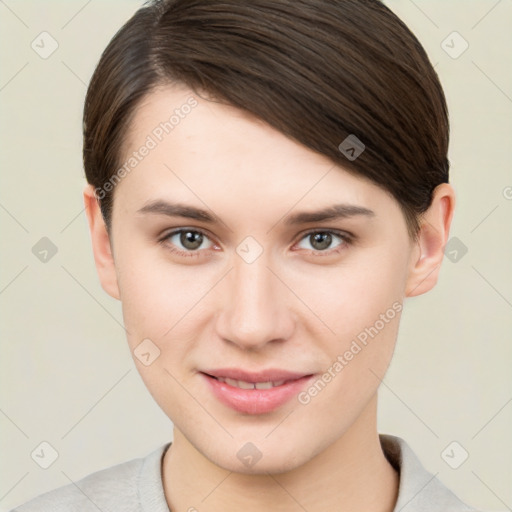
83,185,121,300
405,183,456,297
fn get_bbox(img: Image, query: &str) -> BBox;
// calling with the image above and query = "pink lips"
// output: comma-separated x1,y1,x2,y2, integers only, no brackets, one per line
201,368,314,415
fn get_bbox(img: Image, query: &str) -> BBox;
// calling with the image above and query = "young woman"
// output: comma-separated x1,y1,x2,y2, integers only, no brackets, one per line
14,1,480,511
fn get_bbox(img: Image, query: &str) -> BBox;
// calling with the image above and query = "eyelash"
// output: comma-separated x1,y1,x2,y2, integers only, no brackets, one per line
158,228,353,259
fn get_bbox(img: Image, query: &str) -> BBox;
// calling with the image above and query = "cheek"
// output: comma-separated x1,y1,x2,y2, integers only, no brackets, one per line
291,243,408,409
115,246,208,341
302,244,409,345
113,250,200,416
116,231,410,352
293,266,404,442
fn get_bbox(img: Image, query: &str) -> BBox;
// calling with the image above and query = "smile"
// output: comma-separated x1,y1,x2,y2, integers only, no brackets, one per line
212,376,287,389
200,369,315,414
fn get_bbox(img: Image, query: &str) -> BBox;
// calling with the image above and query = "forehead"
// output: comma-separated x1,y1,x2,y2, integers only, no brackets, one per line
113,85,400,225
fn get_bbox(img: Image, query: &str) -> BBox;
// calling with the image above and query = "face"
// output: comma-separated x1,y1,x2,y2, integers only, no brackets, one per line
104,85,419,473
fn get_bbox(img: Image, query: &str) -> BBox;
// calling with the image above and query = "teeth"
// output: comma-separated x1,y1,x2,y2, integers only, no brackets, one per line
237,380,256,390
225,377,244,388
217,377,287,389
255,381,273,390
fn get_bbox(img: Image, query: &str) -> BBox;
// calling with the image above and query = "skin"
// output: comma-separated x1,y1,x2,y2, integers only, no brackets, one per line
84,84,455,512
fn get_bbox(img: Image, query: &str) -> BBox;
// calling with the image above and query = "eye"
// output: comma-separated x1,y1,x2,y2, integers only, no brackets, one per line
160,228,215,257
295,230,351,255
159,227,352,259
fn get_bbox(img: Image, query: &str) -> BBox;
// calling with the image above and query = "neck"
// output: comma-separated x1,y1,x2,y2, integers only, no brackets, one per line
162,395,399,512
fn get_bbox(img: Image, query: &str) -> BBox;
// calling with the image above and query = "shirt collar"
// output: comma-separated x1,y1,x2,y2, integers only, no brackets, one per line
380,434,477,511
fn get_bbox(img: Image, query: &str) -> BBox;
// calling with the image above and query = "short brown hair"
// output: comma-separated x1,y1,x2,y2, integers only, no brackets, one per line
83,0,449,238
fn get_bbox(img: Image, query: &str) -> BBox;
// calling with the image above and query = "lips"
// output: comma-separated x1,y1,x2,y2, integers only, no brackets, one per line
200,368,314,415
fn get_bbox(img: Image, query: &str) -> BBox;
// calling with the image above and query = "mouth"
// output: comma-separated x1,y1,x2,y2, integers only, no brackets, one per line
210,376,289,389
200,368,315,415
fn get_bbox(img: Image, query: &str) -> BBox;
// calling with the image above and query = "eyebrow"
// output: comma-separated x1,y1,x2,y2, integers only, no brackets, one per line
283,203,375,225
136,200,375,225
137,200,216,222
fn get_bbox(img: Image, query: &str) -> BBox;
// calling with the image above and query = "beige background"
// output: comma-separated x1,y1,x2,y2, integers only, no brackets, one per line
0,1,511,510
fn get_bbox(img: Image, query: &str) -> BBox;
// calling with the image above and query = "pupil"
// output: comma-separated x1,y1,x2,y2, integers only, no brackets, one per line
181,231,202,250
312,232,331,250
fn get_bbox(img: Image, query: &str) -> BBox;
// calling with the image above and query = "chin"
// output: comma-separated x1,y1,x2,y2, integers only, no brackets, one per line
194,432,319,476
215,449,309,475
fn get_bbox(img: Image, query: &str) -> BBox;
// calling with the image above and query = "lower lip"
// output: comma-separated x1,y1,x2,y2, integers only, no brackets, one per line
201,373,314,415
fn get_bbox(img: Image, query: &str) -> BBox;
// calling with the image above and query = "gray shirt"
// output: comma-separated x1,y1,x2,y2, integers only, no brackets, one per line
12,434,480,511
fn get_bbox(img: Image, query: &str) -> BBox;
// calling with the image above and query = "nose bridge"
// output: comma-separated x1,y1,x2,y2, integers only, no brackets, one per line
216,249,292,350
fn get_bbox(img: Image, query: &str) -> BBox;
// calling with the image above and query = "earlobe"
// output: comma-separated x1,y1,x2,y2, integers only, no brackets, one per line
83,185,121,300
405,183,456,297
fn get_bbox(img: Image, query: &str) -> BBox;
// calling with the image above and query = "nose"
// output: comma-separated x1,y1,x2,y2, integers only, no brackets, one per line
214,252,295,351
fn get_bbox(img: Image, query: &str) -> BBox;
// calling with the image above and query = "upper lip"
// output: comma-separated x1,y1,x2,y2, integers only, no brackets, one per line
202,368,312,383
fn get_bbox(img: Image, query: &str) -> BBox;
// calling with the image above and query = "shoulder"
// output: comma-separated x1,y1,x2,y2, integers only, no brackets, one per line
12,457,143,512
11,444,170,512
